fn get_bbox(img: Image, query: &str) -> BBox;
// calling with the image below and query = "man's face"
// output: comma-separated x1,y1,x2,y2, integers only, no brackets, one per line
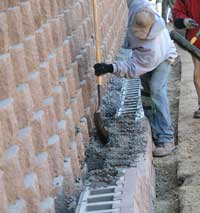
132,10,154,39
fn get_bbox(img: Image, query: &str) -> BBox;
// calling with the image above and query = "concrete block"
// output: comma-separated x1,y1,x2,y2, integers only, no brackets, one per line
35,27,48,62
0,1,8,11
51,175,64,196
59,76,70,108
0,170,8,213
80,80,89,107
70,96,80,126
18,127,35,173
7,6,24,45
75,132,85,162
8,199,27,213
47,135,64,176
40,61,52,98
3,145,24,202
20,1,35,36
56,47,66,76
52,86,65,120
64,108,75,141
42,96,57,136
63,39,72,69
0,12,9,54
57,120,70,157
14,83,34,128
76,88,85,118
48,53,59,86
49,17,63,48
40,0,51,23
28,71,44,110
80,117,89,143
69,141,81,179
63,157,75,195
49,0,58,17
39,197,55,213
0,54,15,99
71,62,80,90
43,23,54,54
24,35,40,72
29,0,42,29
9,43,28,85
34,152,51,199
66,68,76,97
31,110,48,152
0,98,18,148
24,172,41,212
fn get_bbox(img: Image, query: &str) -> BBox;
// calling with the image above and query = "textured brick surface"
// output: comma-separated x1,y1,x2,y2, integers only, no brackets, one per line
0,0,127,211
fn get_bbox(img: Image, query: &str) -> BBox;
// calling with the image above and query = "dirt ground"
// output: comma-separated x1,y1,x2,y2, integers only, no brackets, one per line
153,56,181,213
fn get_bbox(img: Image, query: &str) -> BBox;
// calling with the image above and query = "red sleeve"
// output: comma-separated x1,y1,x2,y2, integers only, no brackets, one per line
172,0,189,19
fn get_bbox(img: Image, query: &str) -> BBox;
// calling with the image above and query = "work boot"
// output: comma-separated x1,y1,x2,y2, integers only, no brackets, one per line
193,108,200,118
153,142,175,157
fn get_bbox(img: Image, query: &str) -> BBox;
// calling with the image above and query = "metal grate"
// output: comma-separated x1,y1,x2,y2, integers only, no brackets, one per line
117,78,144,120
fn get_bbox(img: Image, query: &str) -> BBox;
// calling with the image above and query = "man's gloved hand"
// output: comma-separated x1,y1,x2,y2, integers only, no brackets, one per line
93,63,113,76
184,18,198,29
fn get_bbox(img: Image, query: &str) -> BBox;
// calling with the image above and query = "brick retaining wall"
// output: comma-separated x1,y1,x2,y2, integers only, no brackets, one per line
0,0,127,211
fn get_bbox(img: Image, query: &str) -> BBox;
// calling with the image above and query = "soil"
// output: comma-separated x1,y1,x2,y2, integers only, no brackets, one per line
153,56,181,213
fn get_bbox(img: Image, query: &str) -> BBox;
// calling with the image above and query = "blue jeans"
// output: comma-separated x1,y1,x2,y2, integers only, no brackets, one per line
140,61,174,144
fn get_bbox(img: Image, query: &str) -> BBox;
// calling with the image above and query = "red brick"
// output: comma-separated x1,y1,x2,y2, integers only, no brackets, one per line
68,35,76,62
0,1,8,11
71,62,80,89
0,54,16,100
40,61,53,98
9,43,28,85
0,98,18,149
64,10,72,36
48,53,59,86
0,170,8,213
0,12,9,54
14,83,34,128
76,88,85,118
58,14,65,43
59,76,70,108
2,145,24,202
52,86,65,120
35,27,48,62
18,127,35,173
8,0,19,7
47,135,64,176
7,6,24,45
34,152,52,199
28,71,44,110
42,96,57,136
84,107,93,131
24,35,40,72
24,172,41,212
31,110,48,153
20,1,35,36
29,0,42,29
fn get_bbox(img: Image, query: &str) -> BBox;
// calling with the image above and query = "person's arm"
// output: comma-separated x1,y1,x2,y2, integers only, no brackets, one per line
172,0,188,29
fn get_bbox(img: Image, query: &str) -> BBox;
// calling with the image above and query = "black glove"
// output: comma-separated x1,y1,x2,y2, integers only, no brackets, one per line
93,63,113,76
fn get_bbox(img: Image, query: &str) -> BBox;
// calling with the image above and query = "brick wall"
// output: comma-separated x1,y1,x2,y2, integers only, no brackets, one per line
0,0,127,211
